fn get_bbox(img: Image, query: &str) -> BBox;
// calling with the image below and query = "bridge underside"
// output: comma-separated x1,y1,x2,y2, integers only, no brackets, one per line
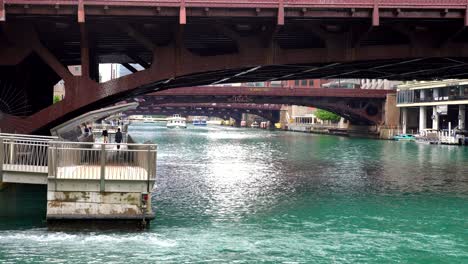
127,103,282,124
135,91,385,125
2,3,468,133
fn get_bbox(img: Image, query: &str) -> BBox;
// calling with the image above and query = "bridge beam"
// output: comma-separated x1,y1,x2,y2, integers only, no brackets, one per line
80,23,90,80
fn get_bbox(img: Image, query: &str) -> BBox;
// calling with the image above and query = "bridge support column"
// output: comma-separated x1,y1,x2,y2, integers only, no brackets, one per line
46,190,154,229
401,107,408,134
419,106,427,133
459,105,466,130
432,106,439,130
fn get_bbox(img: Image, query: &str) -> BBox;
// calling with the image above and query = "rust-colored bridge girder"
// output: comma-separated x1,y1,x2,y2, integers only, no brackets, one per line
4,1,468,23
150,86,392,98
126,102,281,123
135,102,282,111
135,87,391,125
3,1,468,134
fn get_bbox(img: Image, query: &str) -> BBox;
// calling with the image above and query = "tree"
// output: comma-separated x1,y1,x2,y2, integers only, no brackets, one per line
53,95,61,104
314,109,341,122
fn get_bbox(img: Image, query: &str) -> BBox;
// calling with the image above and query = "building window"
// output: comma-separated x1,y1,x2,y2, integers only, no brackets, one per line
301,80,307,86
294,80,300,86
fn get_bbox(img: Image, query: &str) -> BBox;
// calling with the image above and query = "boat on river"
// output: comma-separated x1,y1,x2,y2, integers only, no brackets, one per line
167,114,187,128
392,134,415,141
192,117,207,126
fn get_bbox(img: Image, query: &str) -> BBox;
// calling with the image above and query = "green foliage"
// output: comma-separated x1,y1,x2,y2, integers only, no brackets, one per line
53,95,62,104
314,109,341,122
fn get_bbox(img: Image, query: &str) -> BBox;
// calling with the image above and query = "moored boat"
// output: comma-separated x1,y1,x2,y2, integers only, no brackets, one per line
392,134,415,141
193,117,207,126
167,114,187,128
250,121,259,128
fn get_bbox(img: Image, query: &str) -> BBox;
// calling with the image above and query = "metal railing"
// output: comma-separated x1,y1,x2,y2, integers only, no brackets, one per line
0,134,58,180
48,141,157,192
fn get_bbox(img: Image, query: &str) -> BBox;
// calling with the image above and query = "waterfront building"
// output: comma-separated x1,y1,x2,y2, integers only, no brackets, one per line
396,80,468,134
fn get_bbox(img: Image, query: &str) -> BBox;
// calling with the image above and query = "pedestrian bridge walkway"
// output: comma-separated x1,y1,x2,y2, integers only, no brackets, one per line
1,132,158,226
0,133,157,191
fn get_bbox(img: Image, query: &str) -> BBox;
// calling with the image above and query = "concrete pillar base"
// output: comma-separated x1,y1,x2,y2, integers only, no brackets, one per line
401,108,408,134
432,106,439,130
419,106,427,133
459,105,466,130
47,191,154,228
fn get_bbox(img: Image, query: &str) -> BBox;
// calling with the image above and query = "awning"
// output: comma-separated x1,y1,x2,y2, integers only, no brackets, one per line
50,102,138,138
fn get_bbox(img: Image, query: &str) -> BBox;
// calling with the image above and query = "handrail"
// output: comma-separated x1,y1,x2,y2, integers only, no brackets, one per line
0,135,51,176
0,133,58,141
49,141,157,147
0,133,157,192
48,141,157,192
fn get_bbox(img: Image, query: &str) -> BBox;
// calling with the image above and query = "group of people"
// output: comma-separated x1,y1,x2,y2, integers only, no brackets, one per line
80,123,123,149
102,128,123,149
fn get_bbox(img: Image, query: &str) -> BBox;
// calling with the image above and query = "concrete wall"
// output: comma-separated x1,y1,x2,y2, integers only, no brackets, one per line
47,191,152,220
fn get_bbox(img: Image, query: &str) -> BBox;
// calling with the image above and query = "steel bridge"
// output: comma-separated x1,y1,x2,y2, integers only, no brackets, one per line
2,0,468,134
131,87,393,125
127,102,283,123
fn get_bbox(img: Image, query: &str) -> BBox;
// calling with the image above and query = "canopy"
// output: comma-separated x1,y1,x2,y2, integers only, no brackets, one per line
50,102,138,138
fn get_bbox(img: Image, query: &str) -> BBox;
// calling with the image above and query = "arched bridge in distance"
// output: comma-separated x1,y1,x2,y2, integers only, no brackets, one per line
3,1,468,134
130,86,393,125
125,103,283,124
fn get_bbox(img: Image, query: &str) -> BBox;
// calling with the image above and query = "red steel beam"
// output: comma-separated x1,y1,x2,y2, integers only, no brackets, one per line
139,102,283,110
4,1,468,9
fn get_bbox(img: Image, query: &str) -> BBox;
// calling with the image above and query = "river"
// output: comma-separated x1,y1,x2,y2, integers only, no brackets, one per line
0,123,467,263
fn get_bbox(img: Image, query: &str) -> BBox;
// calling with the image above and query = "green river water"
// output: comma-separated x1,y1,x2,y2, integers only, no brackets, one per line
0,123,467,263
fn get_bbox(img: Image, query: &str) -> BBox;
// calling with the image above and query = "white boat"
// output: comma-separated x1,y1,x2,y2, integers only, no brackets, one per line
166,114,187,128
251,121,259,128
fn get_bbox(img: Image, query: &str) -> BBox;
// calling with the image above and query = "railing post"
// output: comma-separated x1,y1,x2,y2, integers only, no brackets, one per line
146,146,151,193
54,143,58,191
100,143,106,192
0,137,4,182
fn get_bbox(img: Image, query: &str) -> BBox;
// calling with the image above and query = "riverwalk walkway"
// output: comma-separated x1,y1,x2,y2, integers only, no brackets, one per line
0,133,157,227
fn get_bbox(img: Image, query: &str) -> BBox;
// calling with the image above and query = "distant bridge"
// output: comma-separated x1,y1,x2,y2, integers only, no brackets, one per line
126,103,283,123
131,87,393,125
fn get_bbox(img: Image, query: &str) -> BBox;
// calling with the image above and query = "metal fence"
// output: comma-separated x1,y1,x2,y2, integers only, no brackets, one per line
0,133,58,176
48,141,157,192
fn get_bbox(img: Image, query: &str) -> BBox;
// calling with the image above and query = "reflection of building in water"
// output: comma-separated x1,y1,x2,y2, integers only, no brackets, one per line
397,80,468,134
